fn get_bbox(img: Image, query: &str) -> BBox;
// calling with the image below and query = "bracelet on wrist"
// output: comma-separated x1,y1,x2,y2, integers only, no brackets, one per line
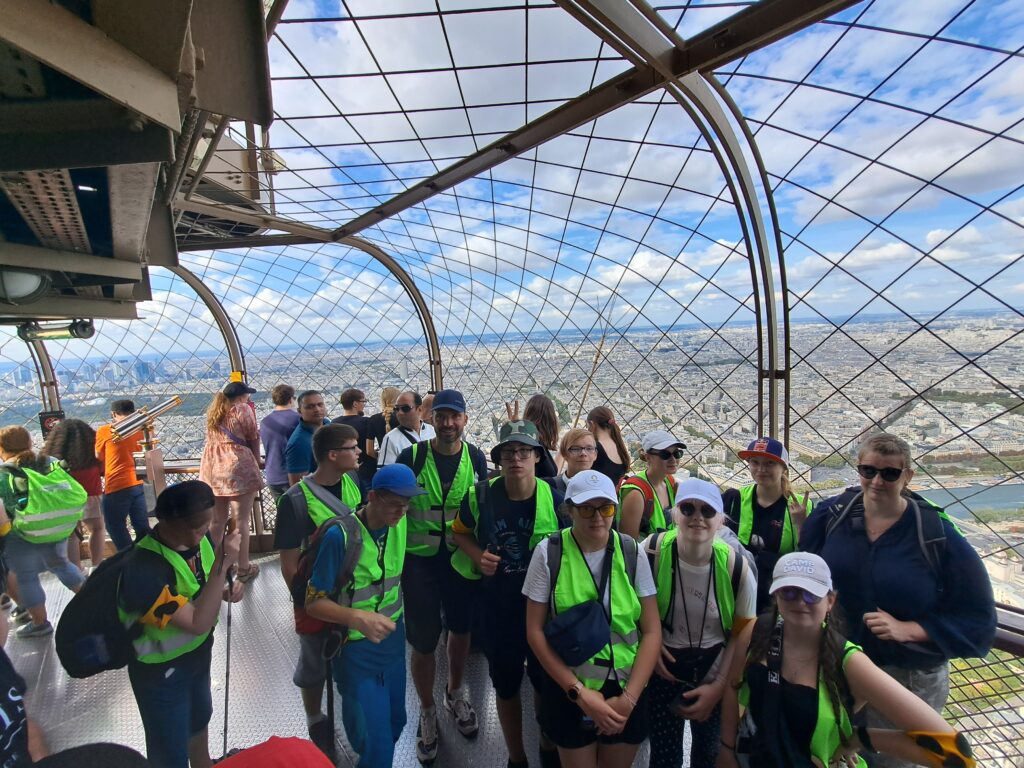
720,739,735,752
621,689,638,708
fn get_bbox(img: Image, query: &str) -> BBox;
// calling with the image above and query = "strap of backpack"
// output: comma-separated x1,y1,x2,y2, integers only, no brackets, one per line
644,530,664,580
623,475,655,526
412,442,429,477
398,427,418,446
824,487,862,539
334,514,363,607
729,544,742,598
909,496,946,583
546,530,563,610
621,532,638,587
304,477,354,517
474,478,494,549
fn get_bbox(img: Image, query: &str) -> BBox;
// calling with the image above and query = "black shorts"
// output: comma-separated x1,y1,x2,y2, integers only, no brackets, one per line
538,676,649,750
402,550,478,654
480,584,547,700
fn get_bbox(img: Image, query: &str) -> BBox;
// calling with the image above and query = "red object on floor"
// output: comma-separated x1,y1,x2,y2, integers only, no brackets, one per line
217,736,334,768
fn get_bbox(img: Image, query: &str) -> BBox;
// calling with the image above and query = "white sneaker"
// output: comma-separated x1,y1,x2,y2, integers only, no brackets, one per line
444,686,479,738
416,707,439,764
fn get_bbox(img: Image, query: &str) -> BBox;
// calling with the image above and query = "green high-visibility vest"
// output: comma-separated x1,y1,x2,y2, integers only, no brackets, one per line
617,470,676,535
736,484,810,554
553,529,641,691
739,642,865,767
297,475,360,527
652,532,736,635
123,535,216,664
451,477,559,580
2,461,86,544
345,514,407,642
407,443,477,558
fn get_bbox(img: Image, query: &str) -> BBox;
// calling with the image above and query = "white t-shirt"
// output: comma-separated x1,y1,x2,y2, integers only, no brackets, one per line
641,533,757,650
377,423,436,467
522,534,657,611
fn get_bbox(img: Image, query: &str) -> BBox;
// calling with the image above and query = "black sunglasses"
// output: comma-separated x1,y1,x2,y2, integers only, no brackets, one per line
775,586,823,605
394,404,416,413
678,501,718,519
649,448,684,460
857,464,904,482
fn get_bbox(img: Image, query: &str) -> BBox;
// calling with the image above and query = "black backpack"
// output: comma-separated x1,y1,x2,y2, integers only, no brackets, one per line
56,547,145,678
291,514,363,635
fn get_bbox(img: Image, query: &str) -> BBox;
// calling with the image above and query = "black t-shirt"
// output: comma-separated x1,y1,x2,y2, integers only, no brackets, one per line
360,412,398,481
273,479,344,551
396,442,488,506
722,487,789,612
745,663,817,766
0,649,29,768
592,441,627,485
332,414,369,465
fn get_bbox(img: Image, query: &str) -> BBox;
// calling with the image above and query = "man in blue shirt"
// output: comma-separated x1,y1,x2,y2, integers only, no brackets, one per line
286,391,330,486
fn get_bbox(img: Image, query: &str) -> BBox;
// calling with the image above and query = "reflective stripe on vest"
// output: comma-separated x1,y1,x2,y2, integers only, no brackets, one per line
553,529,641,691
4,463,86,544
736,484,809,553
407,443,476,558
738,641,864,766
451,478,559,580
298,476,358,528
126,536,216,664
347,514,407,642
653,532,736,635
617,470,676,535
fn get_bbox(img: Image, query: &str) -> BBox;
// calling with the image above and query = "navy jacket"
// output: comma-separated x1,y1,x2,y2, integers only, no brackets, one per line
800,493,995,669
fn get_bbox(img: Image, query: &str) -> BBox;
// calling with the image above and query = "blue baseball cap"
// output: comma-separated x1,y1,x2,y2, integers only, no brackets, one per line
432,389,466,413
371,464,427,497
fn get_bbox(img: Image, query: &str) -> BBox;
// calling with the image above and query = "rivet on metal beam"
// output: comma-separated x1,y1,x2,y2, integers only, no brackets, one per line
498,142,516,154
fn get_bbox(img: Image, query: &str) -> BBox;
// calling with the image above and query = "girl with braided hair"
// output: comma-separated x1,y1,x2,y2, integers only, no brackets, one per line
717,553,973,768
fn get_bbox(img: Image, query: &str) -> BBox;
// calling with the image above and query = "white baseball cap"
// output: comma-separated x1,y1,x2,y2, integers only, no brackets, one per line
565,470,618,505
642,429,686,452
770,553,833,598
675,477,723,516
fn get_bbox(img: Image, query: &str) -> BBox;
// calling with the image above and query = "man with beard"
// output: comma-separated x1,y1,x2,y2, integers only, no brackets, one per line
395,389,487,764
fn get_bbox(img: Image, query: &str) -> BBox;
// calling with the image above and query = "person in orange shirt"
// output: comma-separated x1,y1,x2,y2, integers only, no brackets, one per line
95,399,151,550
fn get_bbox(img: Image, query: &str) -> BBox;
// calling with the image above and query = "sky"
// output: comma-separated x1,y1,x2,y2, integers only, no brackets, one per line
1,0,1021,378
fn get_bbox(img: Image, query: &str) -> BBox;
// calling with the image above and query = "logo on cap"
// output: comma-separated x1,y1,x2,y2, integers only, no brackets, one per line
783,558,816,575
752,438,770,452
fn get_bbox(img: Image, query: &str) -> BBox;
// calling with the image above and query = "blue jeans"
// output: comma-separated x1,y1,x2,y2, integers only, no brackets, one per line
103,485,150,550
4,535,84,609
128,641,213,768
334,629,407,768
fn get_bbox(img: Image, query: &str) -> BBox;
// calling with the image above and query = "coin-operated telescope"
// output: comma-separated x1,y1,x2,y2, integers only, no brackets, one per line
112,396,182,498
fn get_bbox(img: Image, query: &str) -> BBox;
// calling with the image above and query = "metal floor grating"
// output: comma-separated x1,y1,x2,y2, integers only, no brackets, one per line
10,555,661,767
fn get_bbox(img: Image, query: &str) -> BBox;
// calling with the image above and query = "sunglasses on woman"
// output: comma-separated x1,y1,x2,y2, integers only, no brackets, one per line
857,464,904,482
570,503,616,519
678,501,718,519
775,586,823,605
649,448,684,460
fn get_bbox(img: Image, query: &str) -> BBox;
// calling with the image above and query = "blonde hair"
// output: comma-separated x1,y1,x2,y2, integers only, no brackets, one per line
205,392,233,432
380,386,400,426
857,432,912,470
559,427,594,457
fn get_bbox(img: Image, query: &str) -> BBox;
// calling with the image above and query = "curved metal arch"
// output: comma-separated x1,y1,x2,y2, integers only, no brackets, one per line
25,338,60,413
168,264,247,377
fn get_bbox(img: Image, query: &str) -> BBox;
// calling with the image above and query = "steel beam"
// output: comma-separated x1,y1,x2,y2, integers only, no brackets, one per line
0,296,138,321
0,0,180,131
0,242,142,282
169,265,246,375
177,233,315,253
328,0,859,239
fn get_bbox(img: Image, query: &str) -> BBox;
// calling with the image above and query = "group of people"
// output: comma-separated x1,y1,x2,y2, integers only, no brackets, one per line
0,382,996,768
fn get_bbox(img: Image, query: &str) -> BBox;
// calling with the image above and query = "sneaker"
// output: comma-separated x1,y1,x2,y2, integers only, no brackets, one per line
16,621,53,638
307,717,336,764
444,686,479,738
416,708,439,764
0,594,11,611
11,607,30,626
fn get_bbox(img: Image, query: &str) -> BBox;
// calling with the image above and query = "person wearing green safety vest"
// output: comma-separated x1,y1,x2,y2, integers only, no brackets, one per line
723,437,813,613
719,552,975,768
118,480,243,768
273,422,361,763
524,470,661,768
617,429,685,540
451,419,563,768
0,425,86,639
305,463,426,768
642,478,757,768
394,389,488,764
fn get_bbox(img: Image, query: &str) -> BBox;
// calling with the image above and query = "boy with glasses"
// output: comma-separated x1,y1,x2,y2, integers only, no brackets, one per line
617,430,686,540
451,421,564,768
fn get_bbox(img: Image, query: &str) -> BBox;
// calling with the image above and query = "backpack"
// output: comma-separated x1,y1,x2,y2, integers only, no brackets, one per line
822,487,947,582
1,461,86,543
546,529,639,605
291,514,363,635
616,473,678,532
56,547,145,678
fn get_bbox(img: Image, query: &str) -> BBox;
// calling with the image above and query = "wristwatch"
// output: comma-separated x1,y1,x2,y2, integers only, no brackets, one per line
566,681,583,702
